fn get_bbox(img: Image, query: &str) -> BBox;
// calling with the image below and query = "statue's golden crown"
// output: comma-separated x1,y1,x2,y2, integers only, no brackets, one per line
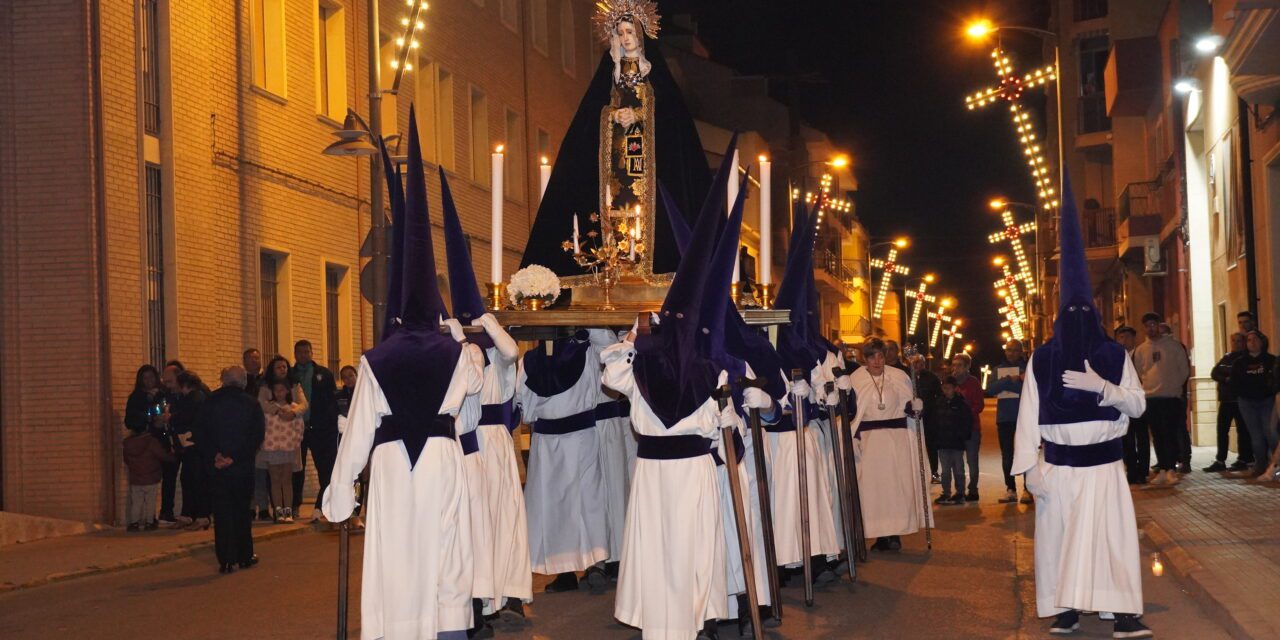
592,0,661,43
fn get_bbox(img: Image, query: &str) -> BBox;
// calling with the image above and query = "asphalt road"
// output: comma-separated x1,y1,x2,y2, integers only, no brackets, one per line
0,413,1235,639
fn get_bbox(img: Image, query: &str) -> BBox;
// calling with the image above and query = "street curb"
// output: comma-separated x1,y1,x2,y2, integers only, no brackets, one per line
1139,518,1273,640
0,524,316,595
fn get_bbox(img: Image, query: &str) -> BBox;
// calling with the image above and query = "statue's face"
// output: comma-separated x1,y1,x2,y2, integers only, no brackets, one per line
616,20,640,55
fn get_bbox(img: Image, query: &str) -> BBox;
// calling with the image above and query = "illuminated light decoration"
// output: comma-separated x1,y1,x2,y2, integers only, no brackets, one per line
992,261,1030,324
980,364,993,388
870,247,910,320
929,308,953,349
802,174,853,237
965,48,1060,216
942,319,964,361
391,0,430,89
987,208,1037,295
907,280,937,336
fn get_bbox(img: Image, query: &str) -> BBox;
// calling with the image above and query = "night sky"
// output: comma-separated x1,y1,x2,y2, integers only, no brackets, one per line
659,0,1053,364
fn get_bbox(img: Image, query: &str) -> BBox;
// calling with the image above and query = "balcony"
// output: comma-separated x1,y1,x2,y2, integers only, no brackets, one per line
1083,207,1117,249
1223,6,1280,105
815,249,857,303
1104,37,1160,117
1075,93,1111,148
1117,180,1167,258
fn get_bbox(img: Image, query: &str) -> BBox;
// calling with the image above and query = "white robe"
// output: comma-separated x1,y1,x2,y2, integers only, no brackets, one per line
602,342,728,640
764,368,842,566
322,349,484,640
715,393,773,612
596,385,634,562
812,351,847,553
1012,353,1147,617
517,330,614,575
469,345,532,608
849,366,934,539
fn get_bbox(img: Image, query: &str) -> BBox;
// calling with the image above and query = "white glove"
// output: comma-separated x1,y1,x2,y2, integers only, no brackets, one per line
789,379,813,401
443,318,466,342
1023,463,1047,499
1062,359,1107,394
337,414,349,435
911,398,924,413
836,374,852,391
743,387,772,411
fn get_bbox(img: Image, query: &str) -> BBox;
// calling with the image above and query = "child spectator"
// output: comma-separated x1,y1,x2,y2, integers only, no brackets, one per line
261,381,305,522
932,376,974,506
123,422,175,531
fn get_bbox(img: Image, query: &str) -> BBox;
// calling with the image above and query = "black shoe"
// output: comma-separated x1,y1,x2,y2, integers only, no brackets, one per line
933,494,952,505
735,595,754,638
258,509,272,520
468,599,494,639
832,558,849,576
219,563,236,574
1112,614,1152,638
1229,460,1251,472
126,523,140,532
584,564,609,591
949,496,966,506
871,537,891,552
1050,609,1080,635
965,491,978,502
499,599,525,624
696,620,719,640
760,606,782,628
886,535,902,551
811,556,836,584
543,572,579,593
238,555,259,569
604,560,620,581
1203,461,1227,472
144,520,159,531
930,473,941,485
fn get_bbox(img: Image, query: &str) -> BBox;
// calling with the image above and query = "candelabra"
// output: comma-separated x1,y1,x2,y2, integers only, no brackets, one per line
562,208,643,311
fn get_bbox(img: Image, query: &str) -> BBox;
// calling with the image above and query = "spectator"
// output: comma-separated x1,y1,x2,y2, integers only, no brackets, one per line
172,370,211,529
261,381,305,523
156,360,185,524
254,355,307,519
123,419,174,531
884,340,910,375
1132,312,1191,485
950,352,986,501
201,366,265,574
987,339,1030,504
124,365,162,437
1114,326,1148,484
336,365,357,418
1160,322,1194,471
1238,310,1257,334
1205,333,1252,472
1230,331,1276,478
910,354,943,483
931,376,973,506
290,340,338,522
243,348,263,398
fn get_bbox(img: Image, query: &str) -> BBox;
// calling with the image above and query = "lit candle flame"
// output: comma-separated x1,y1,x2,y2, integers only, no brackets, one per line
1150,553,1163,577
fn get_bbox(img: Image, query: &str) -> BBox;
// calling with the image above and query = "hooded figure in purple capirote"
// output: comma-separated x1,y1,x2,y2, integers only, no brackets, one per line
1011,172,1150,637
322,106,486,640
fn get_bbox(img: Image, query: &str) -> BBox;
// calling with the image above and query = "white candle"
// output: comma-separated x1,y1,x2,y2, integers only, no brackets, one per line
491,146,504,283
572,214,580,254
759,156,772,285
539,157,551,201
728,150,740,284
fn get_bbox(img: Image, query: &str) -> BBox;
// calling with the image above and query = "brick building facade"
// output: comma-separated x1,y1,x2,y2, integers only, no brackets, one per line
0,0,597,523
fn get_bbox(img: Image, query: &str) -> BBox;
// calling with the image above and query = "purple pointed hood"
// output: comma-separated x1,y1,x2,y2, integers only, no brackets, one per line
439,168,494,350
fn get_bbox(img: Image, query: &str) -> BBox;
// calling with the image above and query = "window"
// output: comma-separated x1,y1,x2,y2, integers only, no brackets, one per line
415,56,439,164
251,0,287,96
469,87,489,186
258,250,281,360
536,127,551,165
144,164,166,367
437,68,456,170
1077,35,1111,134
1073,0,1108,22
531,0,548,54
559,1,576,76
500,0,519,31
315,1,346,120
504,108,525,200
324,265,348,374
141,0,161,134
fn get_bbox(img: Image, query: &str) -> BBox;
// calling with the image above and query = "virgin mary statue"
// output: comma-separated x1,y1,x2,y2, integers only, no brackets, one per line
519,0,712,286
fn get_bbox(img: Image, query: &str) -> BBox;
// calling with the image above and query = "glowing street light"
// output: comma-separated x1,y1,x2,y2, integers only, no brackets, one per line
965,19,995,40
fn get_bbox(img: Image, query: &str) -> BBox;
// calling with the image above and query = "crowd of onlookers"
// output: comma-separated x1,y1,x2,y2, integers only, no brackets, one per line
120,340,360,572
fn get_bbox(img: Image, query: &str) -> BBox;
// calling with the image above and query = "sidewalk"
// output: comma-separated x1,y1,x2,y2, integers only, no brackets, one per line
0,506,329,593
1132,445,1280,639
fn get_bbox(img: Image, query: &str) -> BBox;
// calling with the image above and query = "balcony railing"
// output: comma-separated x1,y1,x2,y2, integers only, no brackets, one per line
1083,207,1117,248
1118,181,1156,224
1078,93,1111,135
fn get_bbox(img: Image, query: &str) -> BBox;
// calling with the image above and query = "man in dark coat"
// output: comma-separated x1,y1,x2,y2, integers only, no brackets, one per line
290,339,339,520
201,366,266,574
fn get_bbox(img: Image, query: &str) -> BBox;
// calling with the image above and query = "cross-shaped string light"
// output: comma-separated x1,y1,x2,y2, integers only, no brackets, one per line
987,208,1037,295
965,48,1060,213
388,0,429,90
992,257,1030,323
801,174,852,237
979,364,993,388
870,248,910,320
907,275,938,336
997,290,1026,341
943,319,964,361
929,307,954,349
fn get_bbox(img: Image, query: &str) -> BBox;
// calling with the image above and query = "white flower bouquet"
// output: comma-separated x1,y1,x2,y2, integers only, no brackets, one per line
507,265,561,309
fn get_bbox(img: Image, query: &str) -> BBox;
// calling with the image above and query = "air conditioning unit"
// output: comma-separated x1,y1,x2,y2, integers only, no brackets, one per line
1143,237,1166,276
